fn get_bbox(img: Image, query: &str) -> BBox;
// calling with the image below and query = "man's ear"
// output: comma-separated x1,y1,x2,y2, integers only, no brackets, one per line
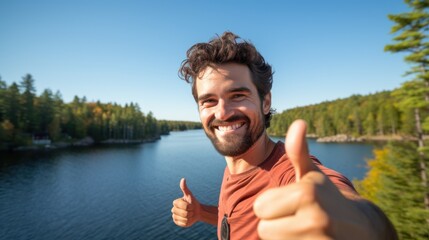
262,92,271,115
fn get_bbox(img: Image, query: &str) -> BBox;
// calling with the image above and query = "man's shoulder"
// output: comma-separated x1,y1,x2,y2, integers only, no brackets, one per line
259,141,295,185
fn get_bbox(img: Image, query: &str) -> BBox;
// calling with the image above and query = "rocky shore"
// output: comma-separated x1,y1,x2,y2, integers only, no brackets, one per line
316,134,364,143
316,134,409,143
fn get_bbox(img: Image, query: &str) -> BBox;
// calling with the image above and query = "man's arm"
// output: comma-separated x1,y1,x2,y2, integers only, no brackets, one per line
253,120,397,239
171,178,218,227
199,204,218,226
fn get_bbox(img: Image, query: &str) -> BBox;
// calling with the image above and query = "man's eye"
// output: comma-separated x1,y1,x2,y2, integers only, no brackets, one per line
201,99,216,106
232,94,245,99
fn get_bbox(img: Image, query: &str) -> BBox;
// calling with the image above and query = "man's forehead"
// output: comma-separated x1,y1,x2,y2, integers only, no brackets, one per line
197,63,250,81
195,63,257,99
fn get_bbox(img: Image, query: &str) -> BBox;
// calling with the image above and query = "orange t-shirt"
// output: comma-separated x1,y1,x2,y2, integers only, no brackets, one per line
217,141,357,240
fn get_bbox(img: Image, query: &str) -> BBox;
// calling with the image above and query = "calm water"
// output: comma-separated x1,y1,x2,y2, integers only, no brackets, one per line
0,130,376,240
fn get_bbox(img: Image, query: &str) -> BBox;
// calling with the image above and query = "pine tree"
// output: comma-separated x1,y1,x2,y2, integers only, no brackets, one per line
0,76,6,123
19,74,36,133
384,0,429,218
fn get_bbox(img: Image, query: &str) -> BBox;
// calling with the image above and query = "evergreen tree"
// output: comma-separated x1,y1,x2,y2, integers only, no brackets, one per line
49,91,64,141
19,74,37,133
0,76,6,123
4,82,21,129
36,89,55,133
385,0,429,215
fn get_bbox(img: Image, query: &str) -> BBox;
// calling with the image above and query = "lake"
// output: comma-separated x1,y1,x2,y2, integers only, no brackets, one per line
0,130,377,240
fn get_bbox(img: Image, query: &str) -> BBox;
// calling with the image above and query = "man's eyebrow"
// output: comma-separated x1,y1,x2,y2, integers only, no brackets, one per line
197,87,251,102
197,93,215,102
228,87,251,94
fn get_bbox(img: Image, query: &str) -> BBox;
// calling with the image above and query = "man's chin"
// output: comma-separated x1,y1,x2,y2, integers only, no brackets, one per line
214,145,247,157
211,137,252,157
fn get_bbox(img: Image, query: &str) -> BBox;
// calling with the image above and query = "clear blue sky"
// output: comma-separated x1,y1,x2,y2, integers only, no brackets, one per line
0,1,411,121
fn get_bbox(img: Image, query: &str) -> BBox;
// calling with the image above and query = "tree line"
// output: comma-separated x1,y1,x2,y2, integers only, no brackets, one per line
268,90,405,138
0,75,201,150
158,120,202,135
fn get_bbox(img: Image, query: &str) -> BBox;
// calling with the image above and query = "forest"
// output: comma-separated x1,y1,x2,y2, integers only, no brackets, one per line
158,120,202,134
268,90,406,138
0,75,201,151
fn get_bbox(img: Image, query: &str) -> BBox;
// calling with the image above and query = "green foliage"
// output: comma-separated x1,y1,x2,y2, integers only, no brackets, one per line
392,80,429,110
0,75,168,149
19,74,37,133
355,142,429,239
157,120,202,135
385,0,429,93
268,91,401,137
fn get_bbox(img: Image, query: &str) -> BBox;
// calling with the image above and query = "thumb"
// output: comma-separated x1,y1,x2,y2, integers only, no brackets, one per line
286,119,317,182
180,178,193,203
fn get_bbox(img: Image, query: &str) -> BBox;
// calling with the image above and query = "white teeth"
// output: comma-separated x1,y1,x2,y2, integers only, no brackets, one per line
217,123,243,132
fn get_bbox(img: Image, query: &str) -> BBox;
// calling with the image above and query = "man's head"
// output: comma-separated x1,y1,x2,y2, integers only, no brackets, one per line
178,31,275,128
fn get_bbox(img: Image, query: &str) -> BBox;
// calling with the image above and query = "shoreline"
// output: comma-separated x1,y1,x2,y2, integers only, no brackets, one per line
316,134,418,143
4,132,424,152
270,133,422,143
3,136,162,152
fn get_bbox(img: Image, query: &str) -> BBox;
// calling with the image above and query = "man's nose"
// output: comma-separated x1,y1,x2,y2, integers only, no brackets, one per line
214,99,234,121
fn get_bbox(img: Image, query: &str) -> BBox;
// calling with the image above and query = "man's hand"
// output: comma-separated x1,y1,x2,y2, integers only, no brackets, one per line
253,119,377,240
172,178,202,227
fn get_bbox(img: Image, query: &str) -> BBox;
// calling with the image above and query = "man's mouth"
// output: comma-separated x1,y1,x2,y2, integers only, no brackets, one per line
216,122,245,132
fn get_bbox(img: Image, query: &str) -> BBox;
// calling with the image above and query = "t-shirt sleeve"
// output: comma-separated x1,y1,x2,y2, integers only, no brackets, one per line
277,155,357,194
315,161,357,193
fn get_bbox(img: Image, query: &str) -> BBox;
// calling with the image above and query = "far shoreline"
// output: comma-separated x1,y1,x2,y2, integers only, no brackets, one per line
1,136,162,153
3,131,424,153
270,133,423,143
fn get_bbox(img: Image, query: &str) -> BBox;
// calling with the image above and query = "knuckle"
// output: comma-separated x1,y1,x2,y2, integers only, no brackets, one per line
300,184,318,203
306,211,331,234
257,220,269,239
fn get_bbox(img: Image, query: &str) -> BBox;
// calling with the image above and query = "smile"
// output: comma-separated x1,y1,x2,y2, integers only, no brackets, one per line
215,122,245,132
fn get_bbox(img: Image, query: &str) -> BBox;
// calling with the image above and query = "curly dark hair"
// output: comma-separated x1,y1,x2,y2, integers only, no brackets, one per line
178,31,275,128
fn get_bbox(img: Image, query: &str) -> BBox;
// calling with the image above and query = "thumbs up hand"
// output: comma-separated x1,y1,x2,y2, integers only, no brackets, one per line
254,120,372,240
172,178,202,227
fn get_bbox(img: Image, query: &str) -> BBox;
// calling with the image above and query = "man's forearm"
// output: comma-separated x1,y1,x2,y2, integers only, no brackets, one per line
200,204,218,226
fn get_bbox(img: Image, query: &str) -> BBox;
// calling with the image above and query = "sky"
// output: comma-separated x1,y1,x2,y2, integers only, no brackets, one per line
0,1,412,122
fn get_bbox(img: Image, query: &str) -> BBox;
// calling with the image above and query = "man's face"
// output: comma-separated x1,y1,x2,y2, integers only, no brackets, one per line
195,63,271,157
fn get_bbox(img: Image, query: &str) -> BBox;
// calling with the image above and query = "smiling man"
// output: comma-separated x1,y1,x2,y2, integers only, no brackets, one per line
197,63,272,164
171,32,397,240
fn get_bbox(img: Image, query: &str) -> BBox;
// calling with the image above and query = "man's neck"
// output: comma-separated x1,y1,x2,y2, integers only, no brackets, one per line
225,133,276,174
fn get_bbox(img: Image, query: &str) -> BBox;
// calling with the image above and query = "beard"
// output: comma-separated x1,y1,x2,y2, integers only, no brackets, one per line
203,114,265,157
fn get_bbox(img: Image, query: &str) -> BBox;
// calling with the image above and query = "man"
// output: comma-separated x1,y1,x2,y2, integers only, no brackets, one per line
171,32,397,239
